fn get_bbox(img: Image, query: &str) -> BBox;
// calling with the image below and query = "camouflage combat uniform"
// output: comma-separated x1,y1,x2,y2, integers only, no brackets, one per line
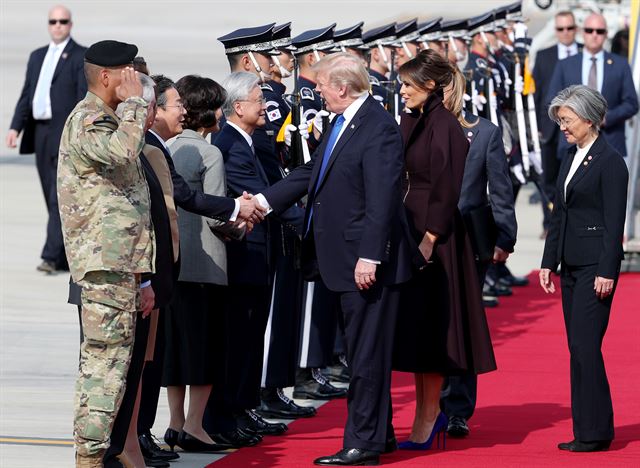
57,91,154,457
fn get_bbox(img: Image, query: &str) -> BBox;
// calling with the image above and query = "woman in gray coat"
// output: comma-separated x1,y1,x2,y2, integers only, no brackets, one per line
163,75,241,452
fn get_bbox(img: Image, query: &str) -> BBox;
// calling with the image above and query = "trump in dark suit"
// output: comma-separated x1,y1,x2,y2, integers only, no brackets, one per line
6,5,86,272
540,85,628,452
259,53,412,466
546,13,638,159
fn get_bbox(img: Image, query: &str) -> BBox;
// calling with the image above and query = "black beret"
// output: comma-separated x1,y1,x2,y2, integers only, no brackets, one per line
85,40,138,67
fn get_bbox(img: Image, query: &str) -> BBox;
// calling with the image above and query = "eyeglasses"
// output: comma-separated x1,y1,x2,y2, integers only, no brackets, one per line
237,98,267,105
555,117,577,128
49,19,70,25
163,104,185,110
555,26,576,32
584,28,607,35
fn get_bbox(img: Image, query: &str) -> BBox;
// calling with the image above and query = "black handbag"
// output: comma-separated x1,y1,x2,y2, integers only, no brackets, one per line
463,204,498,263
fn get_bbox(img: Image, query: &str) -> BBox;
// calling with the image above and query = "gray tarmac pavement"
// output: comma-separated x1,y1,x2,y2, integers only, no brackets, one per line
1,2,550,466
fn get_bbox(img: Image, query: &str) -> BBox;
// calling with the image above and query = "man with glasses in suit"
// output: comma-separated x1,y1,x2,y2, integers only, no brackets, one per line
6,5,86,274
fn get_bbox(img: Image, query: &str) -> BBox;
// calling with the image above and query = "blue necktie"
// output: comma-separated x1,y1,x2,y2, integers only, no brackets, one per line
306,114,345,234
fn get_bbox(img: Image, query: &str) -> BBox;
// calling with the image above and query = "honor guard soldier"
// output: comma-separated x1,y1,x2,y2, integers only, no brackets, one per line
362,22,397,110
333,22,368,64
441,18,471,69
416,17,444,55
291,24,337,125
58,40,154,467
392,18,420,69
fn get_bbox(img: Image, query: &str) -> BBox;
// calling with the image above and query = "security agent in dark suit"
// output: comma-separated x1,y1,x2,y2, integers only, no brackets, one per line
540,85,628,453
546,13,639,159
439,72,517,437
6,5,86,273
137,75,267,452
257,53,413,466
532,11,582,214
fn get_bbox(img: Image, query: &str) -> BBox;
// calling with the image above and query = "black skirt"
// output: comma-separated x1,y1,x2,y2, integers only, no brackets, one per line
162,281,226,386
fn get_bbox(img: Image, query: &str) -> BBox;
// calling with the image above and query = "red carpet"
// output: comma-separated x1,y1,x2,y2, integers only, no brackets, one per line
211,272,640,467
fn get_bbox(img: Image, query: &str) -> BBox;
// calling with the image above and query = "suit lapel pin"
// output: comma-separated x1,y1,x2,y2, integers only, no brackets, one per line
587,155,593,160
350,124,355,129
607,58,613,65
62,52,68,60
583,161,588,166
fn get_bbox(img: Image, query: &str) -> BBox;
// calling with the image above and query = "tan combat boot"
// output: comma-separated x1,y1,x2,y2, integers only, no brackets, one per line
76,451,104,468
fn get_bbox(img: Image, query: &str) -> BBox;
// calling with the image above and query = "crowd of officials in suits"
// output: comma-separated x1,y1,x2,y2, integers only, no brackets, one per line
6,2,637,467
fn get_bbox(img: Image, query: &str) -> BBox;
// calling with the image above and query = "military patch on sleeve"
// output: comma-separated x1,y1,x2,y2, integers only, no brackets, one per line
85,112,118,131
300,87,315,100
260,83,274,92
267,108,282,122
476,58,488,69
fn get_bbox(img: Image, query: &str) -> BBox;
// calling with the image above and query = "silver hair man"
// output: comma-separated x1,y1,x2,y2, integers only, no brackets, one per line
221,71,260,118
312,52,370,98
548,84,608,130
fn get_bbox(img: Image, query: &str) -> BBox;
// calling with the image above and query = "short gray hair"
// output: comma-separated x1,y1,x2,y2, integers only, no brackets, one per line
548,85,607,130
312,52,370,97
221,72,260,117
139,73,156,104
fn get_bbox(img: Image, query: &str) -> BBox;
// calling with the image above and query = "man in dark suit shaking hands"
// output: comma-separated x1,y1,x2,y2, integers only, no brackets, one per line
6,5,87,273
256,53,412,466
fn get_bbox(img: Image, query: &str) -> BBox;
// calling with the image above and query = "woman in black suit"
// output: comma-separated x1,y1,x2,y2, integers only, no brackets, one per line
540,84,628,452
393,50,496,450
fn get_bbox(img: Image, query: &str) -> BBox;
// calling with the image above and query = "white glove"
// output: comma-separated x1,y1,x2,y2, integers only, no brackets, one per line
514,74,524,94
490,68,502,87
529,151,543,176
463,93,471,103
284,123,310,147
312,110,330,135
514,22,528,40
472,88,486,111
510,163,527,185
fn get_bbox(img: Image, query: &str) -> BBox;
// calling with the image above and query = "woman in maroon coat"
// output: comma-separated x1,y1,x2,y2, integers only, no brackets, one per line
393,49,496,450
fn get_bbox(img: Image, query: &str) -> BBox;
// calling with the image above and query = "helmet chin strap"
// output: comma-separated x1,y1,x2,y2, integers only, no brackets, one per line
313,48,322,62
377,43,390,67
449,36,465,62
248,51,272,82
480,31,495,55
272,54,291,78
401,42,414,59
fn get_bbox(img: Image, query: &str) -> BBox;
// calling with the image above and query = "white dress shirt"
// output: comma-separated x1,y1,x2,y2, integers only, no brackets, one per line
226,121,253,148
557,42,578,60
581,50,604,92
564,139,596,199
149,128,240,221
32,37,70,120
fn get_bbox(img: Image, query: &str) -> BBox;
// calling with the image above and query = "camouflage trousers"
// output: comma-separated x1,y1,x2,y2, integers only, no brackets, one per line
74,270,139,456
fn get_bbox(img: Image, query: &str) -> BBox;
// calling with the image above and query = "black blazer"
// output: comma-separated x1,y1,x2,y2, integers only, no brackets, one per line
145,131,235,221
263,95,413,292
458,115,517,253
541,135,628,278
10,38,87,155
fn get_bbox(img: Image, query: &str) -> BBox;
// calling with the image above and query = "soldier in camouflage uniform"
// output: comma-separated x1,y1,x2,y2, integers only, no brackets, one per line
57,40,155,468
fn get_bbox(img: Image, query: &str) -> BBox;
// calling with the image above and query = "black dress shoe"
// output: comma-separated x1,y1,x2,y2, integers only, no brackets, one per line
484,280,512,297
141,456,170,468
176,430,231,453
323,363,351,384
483,295,499,308
314,448,380,466
294,368,348,400
208,428,261,448
257,387,317,419
163,428,179,452
496,263,529,287
237,409,289,436
557,439,611,452
139,432,179,461
447,416,470,438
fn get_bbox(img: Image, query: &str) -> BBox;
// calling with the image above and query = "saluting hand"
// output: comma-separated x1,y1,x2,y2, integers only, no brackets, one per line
115,67,143,102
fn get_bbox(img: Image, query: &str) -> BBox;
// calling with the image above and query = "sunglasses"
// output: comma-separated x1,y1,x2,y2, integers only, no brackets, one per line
584,28,607,35
555,26,576,32
49,19,70,25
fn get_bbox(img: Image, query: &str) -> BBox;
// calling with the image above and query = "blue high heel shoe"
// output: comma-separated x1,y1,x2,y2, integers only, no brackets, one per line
398,412,448,450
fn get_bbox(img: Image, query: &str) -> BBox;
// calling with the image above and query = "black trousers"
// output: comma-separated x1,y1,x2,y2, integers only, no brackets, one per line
137,307,166,437
339,283,401,452
441,261,489,420
561,263,616,441
261,252,303,389
541,133,561,230
298,280,340,369
204,284,271,433
34,120,66,267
